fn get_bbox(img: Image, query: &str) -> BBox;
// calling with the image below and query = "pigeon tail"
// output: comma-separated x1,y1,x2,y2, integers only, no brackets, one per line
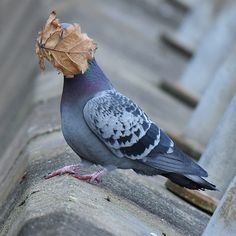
165,173,217,190
144,146,208,177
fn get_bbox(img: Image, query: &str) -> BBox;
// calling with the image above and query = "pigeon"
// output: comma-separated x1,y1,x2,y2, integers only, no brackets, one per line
45,58,216,190
43,22,216,191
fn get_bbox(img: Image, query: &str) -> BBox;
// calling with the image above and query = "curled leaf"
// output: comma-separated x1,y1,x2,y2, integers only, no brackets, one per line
35,11,97,77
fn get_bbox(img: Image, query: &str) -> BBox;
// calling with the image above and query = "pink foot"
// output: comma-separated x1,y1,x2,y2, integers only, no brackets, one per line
71,169,107,183
45,164,81,179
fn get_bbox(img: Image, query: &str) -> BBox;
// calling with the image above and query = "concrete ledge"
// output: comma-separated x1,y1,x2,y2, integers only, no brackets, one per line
0,76,210,236
33,71,63,105
0,97,61,230
161,31,194,58
0,128,210,236
202,176,236,236
0,0,42,156
159,80,199,108
0,1,214,235
18,212,114,236
166,0,192,11
166,180,218,214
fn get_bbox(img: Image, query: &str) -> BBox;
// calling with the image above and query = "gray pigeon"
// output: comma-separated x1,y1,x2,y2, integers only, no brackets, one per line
45,57,216,190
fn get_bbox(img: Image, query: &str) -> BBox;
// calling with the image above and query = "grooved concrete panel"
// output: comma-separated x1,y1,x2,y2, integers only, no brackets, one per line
0,1,209,235
0,73,209,236
0,0,42,157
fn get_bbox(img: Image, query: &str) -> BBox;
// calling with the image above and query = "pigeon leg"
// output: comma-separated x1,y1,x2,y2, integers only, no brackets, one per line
45,164,81,179
71,169,107,183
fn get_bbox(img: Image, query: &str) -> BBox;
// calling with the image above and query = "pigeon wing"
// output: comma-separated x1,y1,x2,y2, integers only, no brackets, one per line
83,89,161,160
83,89,207,177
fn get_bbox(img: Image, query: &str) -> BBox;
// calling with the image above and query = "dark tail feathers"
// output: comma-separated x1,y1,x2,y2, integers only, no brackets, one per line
145,146,208,178
165,173,217,190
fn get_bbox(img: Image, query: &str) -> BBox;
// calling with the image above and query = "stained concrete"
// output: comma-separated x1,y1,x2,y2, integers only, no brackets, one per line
0,70,207,236
0,108,210,235
163,0,224,55
0,0,213,235
183,48,236,146
198,93,236,200
202,176,236,236
0,0,42,158
179,0,236,98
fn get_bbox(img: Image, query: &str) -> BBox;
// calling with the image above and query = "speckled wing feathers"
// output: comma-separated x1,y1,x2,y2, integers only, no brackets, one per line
83,90,161,160
83,89,208,178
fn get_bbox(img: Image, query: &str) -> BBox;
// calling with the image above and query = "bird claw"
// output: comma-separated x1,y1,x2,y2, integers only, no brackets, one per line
45,165,106,184
44,164,81,179
89,170,104,183
71,169,106,184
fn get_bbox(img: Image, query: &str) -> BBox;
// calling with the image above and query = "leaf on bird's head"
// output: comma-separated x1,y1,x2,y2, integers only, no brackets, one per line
35,11,97,78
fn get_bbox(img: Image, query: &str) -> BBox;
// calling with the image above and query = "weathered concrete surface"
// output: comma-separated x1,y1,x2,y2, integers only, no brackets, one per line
198,93,236,200
158,45,236,157
0,70,208,236
163,0,224,55
34,71,63,104
0,0,210,235
183,48,236,146
0,97,61,228
0,112,210,236
159,79,198,107
118,0,184,26
168,0,199,10
179,0,236,98
166,180,218,214
1,141,165,236
18,213,115,236
0,0,42,158
202,176,236,236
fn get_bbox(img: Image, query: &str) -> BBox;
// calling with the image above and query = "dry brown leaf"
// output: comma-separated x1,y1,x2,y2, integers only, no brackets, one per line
35,11,97,77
